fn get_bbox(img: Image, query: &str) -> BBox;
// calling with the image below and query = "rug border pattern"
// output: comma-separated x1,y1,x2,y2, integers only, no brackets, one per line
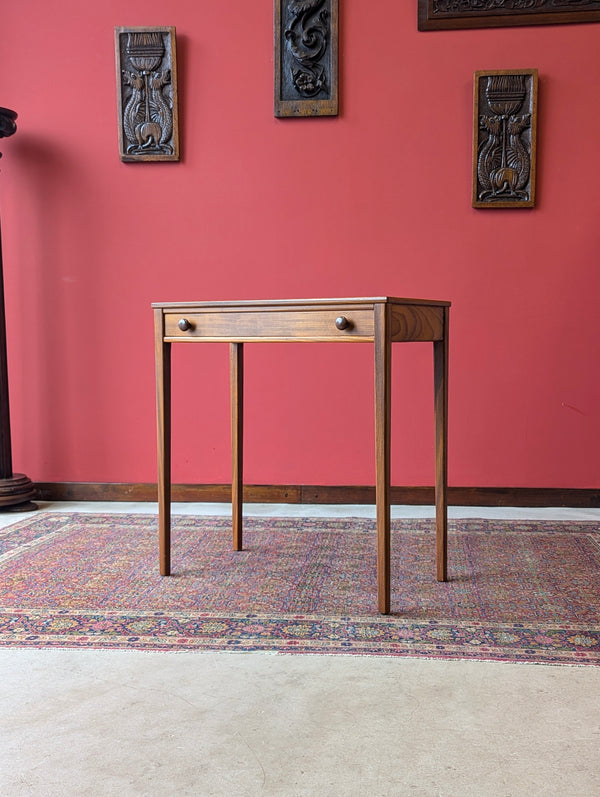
0,513,598,665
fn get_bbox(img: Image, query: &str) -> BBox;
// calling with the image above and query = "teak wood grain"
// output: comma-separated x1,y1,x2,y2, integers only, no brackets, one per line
374,303,392,614
154,308,171,576
153,297,450,614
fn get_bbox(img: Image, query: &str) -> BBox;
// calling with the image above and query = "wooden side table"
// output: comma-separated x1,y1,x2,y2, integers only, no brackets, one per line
153,297,450,614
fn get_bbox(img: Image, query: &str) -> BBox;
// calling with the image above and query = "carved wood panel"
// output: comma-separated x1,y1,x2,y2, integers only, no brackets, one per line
115,27,179,162
274,0,338,117
472,70,538,209
418,1,600,30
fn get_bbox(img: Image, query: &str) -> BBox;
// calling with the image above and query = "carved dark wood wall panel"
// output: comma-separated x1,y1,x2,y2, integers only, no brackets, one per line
472,70,538,209
115,27,179,162
274,0,338,117
418,1,600,30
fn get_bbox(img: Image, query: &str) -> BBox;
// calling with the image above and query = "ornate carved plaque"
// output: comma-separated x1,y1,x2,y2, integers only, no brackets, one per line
115,27,179,162
472,70,538,209
274,0,338,117
418,1,600,31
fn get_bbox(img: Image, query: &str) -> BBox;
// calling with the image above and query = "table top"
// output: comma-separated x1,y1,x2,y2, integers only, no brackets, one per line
152,296,451,310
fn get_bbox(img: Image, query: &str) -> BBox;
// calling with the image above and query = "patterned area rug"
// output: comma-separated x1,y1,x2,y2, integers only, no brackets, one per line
1,513,599,664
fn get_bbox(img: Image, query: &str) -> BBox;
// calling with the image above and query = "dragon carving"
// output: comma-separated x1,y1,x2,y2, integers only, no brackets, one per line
119,32,174,156
476,75,532,203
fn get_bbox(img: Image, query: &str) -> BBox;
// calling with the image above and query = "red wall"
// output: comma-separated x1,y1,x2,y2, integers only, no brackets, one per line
1,2,598,489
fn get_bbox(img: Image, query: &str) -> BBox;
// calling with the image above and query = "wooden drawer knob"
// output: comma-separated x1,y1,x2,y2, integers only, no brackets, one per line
335,316,351,331
178,318,193,331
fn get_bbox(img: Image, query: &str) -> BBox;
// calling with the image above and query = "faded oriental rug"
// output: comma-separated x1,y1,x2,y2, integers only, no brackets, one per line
0,513,599,665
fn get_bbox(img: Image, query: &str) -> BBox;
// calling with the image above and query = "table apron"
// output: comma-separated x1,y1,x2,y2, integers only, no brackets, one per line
162,305,444,343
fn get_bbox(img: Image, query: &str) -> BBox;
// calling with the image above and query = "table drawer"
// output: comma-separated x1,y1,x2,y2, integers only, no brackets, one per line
163,308,375,341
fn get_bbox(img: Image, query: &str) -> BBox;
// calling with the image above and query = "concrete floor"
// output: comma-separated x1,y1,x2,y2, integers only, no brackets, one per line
1,502,599,796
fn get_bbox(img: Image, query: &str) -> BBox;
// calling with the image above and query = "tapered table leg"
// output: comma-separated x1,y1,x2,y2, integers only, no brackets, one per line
433,307,449,582
155,309,171,576
231,342,244,551
374,304,391,614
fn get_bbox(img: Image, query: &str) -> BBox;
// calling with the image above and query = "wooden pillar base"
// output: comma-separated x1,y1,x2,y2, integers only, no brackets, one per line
0,473,37,511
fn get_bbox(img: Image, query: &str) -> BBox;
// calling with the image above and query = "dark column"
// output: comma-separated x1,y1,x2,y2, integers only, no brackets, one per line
0,107,36,510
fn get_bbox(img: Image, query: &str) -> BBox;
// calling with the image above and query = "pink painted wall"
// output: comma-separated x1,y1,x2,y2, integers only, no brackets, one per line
0,2,598,489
